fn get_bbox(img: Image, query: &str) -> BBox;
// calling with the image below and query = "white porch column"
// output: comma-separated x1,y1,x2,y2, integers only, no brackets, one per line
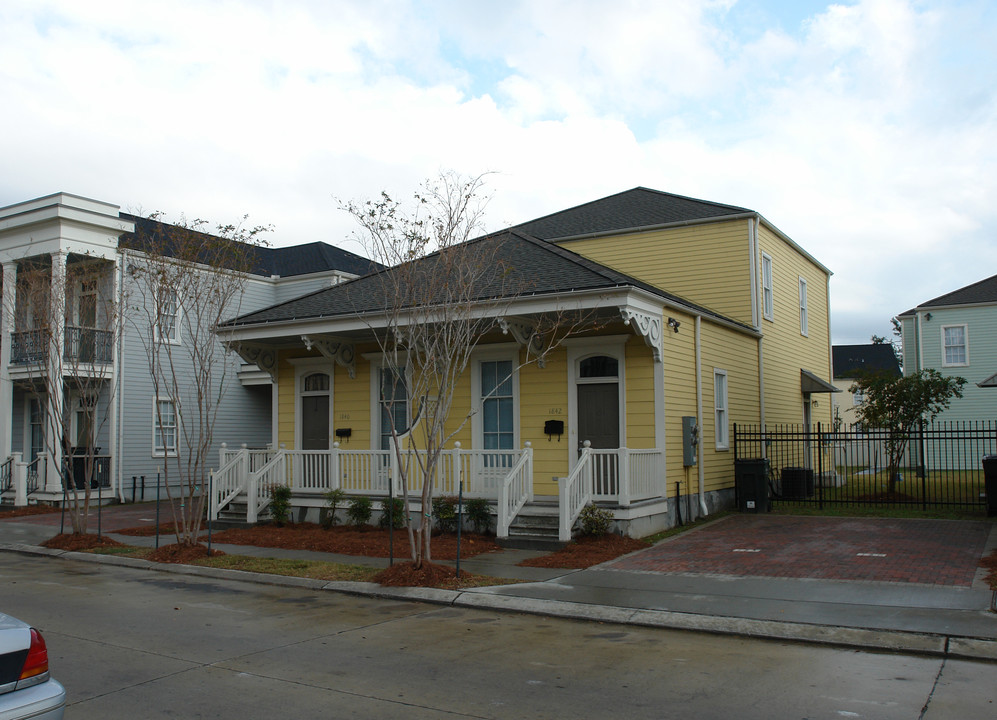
45,252,67,493
0,262,16,463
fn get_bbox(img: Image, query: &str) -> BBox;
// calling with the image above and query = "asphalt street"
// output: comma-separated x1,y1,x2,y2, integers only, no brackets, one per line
2,551,995,719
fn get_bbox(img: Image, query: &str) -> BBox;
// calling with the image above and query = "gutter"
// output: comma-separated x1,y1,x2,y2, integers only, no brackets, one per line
695,315,707,516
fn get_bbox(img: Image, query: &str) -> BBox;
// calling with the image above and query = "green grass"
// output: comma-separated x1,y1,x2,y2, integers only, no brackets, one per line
192,554,382,582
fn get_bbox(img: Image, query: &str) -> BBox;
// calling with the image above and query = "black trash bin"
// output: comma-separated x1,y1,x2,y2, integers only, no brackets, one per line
983,455,997,517
735,458,770,513
781,466,815,499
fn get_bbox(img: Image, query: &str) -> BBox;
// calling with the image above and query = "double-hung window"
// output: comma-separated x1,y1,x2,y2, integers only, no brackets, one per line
942,325,968,366
714,369,728,450
378,367,408,450
761,253,773,321
154,399,178,456
156,289,180,343
798,277,808,336
481,360,514,450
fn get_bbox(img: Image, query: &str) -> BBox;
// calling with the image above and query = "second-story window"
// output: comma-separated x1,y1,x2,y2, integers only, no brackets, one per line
156,289,180,343
798,277,808,337
942,325,968,366
762,253,773,321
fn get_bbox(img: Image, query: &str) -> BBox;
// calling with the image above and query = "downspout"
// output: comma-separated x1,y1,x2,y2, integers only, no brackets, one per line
757,336,766,454
695,315,707,515
916,311,925,373
116,252,127,502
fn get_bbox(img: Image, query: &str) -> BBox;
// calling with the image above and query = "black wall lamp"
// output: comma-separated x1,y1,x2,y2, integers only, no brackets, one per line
667,317,681,333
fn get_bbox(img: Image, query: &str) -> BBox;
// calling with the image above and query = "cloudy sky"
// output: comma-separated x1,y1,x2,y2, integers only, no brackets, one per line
2,0,995,344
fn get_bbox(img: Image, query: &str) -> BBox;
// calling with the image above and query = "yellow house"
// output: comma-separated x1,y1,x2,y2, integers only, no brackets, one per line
215,188,834,541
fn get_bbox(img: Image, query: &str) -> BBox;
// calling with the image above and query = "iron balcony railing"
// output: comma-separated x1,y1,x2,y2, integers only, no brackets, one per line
9,327,113,365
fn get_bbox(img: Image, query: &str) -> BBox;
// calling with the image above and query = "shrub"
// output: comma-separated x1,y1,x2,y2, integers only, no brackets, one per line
379,497,406,529
321,488,347,529
464,498,492,534
432,495,458,534
346,496,373,528
269,485,292,527
578,503,614,536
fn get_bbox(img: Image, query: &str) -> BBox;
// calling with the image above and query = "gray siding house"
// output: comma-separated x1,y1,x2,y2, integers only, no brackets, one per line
1,192,380,505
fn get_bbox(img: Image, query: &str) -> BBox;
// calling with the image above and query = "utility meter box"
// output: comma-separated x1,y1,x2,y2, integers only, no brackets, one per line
682,416,698,467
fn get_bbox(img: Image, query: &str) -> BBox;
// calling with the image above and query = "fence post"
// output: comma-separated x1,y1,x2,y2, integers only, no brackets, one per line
219,442,227,473
618,447,631,507
331,442,340,491
12,452,26,507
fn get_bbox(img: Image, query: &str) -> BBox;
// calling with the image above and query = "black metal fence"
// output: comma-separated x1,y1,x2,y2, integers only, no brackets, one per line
733,421,996,510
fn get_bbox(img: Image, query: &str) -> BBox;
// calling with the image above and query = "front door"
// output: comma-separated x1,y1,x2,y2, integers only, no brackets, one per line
577,379,620,495
301,395,330,450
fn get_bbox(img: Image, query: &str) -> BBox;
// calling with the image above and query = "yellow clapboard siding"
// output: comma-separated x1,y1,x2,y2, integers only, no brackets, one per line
561,219,753,324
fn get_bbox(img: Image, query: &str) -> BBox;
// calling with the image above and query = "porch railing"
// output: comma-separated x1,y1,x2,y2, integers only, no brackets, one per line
9,327,113,365
589,447,663,506
0,458,11,494
497,443,533,539
559,441,594,541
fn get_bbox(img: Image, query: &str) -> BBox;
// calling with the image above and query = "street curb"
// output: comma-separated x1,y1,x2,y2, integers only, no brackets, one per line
5,542,997,662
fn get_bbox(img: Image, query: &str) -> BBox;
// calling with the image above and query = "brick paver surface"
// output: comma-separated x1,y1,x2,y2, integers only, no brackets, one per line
608,515,994,586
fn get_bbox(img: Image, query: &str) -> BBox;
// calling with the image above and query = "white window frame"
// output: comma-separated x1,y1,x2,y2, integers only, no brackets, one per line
714,369,729,450
152,397,178,457
761,253,774,321
566,337,628,470
941,324,969,367
154,288,181,344
470,344,520,451
366,355,411,451
289,357,334,451
798,276,808,337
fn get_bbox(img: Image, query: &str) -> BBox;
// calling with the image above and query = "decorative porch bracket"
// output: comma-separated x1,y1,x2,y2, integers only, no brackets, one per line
301,335,356,379
620,308,663,363
227,341,279,382
497,318,546,368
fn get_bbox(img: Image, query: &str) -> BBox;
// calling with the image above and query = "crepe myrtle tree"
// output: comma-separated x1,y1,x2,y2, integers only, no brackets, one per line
340,171,597,569
852,369,966,487
126,213,270,547
2,254,122,534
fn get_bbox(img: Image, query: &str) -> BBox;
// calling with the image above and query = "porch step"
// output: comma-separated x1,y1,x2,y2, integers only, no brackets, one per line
497,503,567,551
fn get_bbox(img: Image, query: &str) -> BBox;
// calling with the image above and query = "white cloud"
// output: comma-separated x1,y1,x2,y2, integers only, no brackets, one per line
1,0,996,344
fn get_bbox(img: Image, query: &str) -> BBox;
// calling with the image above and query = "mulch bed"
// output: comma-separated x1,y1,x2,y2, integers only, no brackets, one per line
148,543,223,563
42,533,125,551
518,534,649,569
0,505,62,519
373,561,484,589
203,522,502,560
981,550,997,591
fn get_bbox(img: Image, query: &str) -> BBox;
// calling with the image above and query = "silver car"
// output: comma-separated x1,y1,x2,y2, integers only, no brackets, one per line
0,614,65,720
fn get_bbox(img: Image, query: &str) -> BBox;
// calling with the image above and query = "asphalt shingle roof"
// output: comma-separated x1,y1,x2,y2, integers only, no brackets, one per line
832,344,902,379
903,272,997,311
223,230,742,329
119,214,382,278
509,187,753,240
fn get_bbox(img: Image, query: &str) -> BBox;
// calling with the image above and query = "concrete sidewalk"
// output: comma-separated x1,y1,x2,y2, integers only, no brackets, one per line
2,508,996,661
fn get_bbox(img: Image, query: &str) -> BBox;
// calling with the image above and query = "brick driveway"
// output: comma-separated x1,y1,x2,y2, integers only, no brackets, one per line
608,515,995,586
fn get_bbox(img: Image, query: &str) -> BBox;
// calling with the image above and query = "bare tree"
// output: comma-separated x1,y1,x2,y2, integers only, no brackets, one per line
4,254,121,534
126,215,270,547
341,171,594,568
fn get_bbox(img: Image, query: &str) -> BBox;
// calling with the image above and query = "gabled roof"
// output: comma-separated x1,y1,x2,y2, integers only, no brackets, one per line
223,229,748,330
508,187,753,241
832,344,902,379
898,272,997,315
119,214,382,279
